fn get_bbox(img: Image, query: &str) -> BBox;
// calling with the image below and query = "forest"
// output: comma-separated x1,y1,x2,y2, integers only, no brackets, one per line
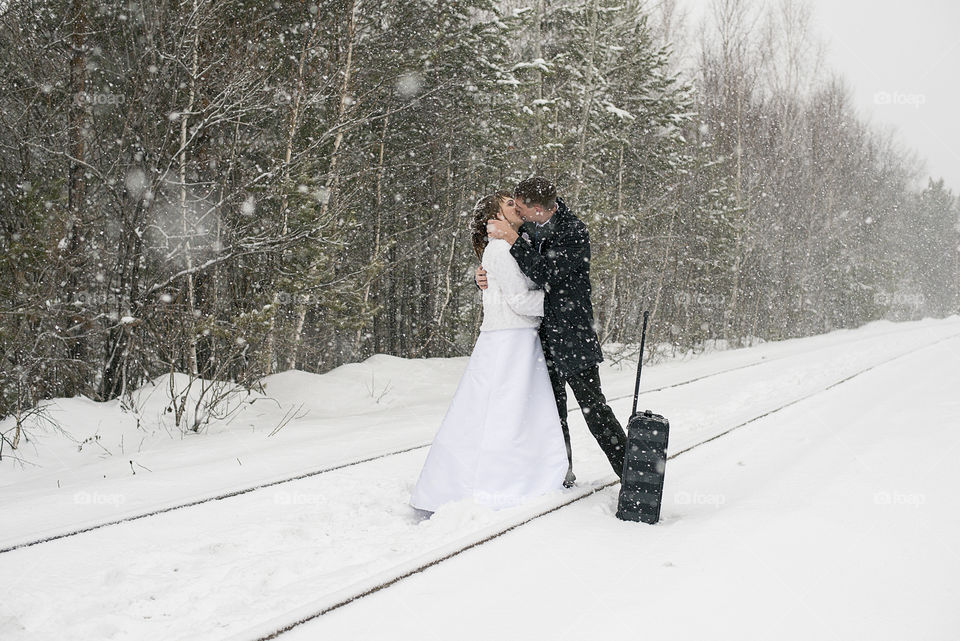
1,0,958,428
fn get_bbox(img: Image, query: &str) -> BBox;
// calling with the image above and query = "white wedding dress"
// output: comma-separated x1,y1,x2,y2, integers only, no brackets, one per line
410,239,568,512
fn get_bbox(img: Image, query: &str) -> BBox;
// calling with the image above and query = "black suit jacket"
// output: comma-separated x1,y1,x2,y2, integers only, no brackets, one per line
510,197,603,376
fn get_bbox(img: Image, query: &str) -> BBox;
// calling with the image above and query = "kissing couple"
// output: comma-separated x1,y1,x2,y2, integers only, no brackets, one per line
410,176,628,513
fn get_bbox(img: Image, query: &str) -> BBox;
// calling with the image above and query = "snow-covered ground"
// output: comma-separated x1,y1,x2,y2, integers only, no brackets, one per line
1,317,959,640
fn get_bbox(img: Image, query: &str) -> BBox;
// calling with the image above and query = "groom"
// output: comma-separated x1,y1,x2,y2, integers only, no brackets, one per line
478,176,626,486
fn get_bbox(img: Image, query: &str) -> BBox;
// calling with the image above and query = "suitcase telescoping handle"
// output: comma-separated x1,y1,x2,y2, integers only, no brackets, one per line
631,310,650,418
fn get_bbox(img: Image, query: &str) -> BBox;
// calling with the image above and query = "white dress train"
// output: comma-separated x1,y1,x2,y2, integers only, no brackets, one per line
410,239,568,512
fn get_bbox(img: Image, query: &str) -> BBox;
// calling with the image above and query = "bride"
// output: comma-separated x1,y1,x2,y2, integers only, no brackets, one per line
410,191,568,513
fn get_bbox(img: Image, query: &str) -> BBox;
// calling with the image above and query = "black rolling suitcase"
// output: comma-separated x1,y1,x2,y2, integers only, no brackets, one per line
616,311,670,524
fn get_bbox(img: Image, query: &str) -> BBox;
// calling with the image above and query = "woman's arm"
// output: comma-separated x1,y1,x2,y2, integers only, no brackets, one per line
486,244,544,317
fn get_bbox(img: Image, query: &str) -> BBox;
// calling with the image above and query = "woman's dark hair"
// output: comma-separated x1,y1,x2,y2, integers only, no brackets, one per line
472,190,513,261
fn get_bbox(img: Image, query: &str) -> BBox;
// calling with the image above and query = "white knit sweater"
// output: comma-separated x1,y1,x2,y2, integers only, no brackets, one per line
479,238,544,332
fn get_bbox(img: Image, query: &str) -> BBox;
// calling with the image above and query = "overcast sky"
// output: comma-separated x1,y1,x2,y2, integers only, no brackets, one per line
678,0,960,193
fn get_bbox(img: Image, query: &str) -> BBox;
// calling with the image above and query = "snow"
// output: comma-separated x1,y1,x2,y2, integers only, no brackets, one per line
124,168,147,198
1,317,959,640
604,101,635,120
396,72,423,98
512,58,552,74
305,326,960,641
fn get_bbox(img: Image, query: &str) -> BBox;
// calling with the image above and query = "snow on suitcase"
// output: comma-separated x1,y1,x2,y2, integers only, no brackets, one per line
616,311,671,524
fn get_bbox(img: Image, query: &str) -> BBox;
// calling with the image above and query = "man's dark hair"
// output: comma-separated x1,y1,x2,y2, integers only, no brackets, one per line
514,176,557,209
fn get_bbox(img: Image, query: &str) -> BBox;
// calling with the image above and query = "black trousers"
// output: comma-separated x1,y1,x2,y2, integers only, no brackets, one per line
544,349,626,479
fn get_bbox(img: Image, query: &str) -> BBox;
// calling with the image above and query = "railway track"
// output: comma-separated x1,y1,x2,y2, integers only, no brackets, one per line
224,329,960,641
0,322,951,557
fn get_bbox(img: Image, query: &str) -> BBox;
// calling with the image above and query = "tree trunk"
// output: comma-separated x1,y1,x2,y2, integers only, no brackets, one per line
601,143,625,343
649,202,678,327
263,19,321,375
288,0,358,371
572,0,600,204
178,0,201,377
63,0,89,398
355,106,390,350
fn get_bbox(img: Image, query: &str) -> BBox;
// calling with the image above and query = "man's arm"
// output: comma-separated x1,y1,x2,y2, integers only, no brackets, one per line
509,222,590,291
475,265,487,290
